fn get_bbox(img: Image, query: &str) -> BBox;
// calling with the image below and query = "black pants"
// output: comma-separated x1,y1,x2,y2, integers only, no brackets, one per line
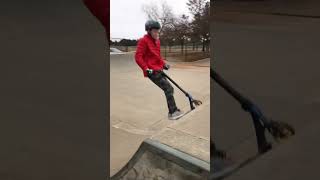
149,72,177,114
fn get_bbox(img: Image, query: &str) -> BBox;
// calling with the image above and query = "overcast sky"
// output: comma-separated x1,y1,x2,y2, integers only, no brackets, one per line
111,0,191,40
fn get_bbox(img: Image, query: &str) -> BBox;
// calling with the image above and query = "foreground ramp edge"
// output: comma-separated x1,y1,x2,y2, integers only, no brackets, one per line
110,138,210,180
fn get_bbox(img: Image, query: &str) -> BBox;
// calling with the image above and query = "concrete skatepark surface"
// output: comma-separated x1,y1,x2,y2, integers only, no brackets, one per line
110,48,126,55
212,1,320,179
110,52,210,178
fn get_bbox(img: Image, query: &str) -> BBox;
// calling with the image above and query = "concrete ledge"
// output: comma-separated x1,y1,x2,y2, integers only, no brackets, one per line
111,138,210,180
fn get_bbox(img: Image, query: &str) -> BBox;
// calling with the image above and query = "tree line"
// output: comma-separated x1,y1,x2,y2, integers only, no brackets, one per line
111,0,210,53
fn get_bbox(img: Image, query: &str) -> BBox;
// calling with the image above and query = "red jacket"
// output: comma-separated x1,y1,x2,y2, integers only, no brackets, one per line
135,34,165,77
83,0,109,40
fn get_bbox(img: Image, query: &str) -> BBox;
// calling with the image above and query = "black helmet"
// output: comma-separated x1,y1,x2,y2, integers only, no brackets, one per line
145,20,161,31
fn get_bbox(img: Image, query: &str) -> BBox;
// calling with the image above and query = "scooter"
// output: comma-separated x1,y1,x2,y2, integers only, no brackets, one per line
210,68,295,180
155,70,203,119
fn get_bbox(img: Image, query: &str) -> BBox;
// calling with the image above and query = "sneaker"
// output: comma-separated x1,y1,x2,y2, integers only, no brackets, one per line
168,109,184,120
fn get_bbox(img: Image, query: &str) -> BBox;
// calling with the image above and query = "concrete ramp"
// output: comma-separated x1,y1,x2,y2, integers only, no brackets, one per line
111,139,210,180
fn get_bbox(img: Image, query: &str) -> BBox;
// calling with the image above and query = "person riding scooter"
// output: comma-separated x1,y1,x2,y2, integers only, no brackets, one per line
135,20,184,120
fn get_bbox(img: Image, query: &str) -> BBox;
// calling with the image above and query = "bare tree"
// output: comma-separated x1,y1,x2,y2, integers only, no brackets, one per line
142,0,175,35
187,0,210,52
142,2,160,21
173,14,191,54
187,0,207,17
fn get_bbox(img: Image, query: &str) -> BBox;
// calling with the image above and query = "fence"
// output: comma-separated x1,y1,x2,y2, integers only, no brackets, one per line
161,42,210,62
111,41,210,62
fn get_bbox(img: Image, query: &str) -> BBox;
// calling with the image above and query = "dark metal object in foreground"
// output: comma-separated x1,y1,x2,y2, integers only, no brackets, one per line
211,68,295,152
210,68,295,179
